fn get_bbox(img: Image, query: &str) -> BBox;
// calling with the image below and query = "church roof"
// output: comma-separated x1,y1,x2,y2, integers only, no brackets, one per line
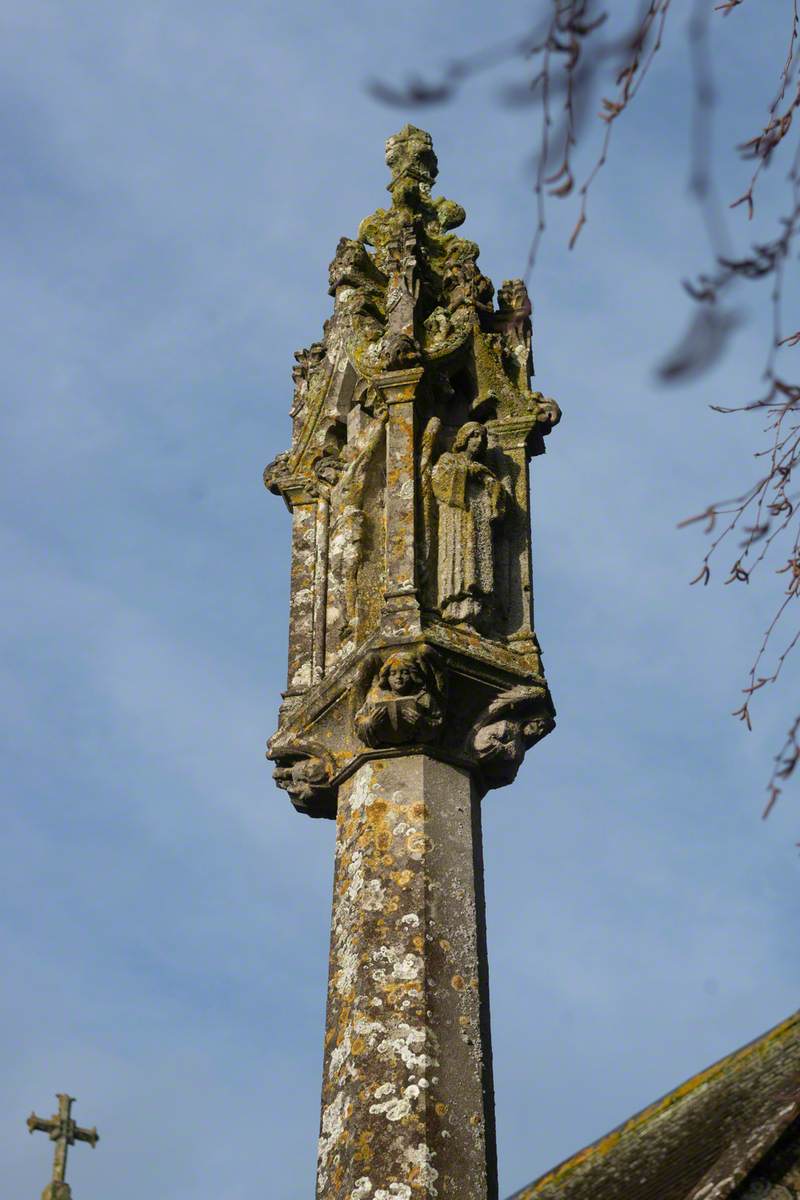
509,1010,800,1200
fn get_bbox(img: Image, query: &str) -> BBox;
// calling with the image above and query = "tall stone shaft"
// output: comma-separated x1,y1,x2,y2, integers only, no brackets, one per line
319,758,495,1200
264,126,561,1199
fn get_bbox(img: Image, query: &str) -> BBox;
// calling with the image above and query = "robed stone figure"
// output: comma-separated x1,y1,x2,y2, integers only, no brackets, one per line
431,421,508,628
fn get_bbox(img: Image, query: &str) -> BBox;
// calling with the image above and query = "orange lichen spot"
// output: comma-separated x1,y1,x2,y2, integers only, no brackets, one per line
436,1102,448,1117
353,1129,374,1165
451,975,465,990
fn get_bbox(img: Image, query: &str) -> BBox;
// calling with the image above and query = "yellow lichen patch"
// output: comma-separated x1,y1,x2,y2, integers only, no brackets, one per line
353,1130,374,1165
436,1102,448,1117
335,1006,352,1042
451,975,465,991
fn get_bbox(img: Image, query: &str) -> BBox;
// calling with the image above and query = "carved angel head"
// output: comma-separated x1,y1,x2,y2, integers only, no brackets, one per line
379,651,427,696
452,421,488,460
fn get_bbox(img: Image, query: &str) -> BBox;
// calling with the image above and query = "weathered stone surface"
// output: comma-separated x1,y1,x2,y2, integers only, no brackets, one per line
318,756,496,1200
265,125,560,804
354,647,446,748
264,127,560,1200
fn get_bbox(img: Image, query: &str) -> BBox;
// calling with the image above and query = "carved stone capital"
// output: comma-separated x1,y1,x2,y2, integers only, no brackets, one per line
375,365,425,398
266,631,555,815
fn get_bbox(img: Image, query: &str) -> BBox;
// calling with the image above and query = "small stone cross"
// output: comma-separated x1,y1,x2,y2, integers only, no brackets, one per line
27,1094,98,1198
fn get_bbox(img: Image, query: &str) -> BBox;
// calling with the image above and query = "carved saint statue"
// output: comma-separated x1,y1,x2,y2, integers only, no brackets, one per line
354,646,446,747
315,409,387,638
430,421,508,629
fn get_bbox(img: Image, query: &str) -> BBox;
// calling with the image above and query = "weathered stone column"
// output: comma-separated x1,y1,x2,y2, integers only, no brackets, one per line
318,757,496,1200
264,125,560,1198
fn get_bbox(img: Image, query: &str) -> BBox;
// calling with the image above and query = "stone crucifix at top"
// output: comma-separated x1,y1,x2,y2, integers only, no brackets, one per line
27,1094,99,1200
264,126,560,1200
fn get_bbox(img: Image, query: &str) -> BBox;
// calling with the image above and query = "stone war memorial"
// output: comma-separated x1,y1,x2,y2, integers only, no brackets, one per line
264,127,800,1200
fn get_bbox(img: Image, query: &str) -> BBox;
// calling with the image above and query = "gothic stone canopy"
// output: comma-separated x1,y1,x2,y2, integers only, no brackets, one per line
264,125,560,817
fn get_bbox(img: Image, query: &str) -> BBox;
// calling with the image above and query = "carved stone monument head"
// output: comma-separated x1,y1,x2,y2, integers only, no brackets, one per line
265,125,561,807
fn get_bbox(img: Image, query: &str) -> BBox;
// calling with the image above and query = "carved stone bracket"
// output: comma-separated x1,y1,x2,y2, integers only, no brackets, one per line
269,742,337,820
354,645,446,748
469,682,555,788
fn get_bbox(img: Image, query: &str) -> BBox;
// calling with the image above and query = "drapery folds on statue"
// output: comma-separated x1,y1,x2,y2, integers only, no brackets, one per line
429,421,508,629
264,125,560,1200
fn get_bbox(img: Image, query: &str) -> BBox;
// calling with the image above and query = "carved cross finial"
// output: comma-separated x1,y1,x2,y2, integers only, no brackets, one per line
27,1094,98,1197
385,124,438,194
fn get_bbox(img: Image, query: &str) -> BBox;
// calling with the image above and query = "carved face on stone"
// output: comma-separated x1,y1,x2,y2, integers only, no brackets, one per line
291,757,330,798
380,653,424,695
473,720,524,766
314,454,343,488
453,421,487,460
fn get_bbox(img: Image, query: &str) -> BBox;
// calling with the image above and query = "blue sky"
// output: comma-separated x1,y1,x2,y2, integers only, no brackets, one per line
2,3,799,1198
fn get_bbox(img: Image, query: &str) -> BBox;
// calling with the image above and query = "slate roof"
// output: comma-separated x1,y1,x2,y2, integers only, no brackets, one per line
508,1010,800,1200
